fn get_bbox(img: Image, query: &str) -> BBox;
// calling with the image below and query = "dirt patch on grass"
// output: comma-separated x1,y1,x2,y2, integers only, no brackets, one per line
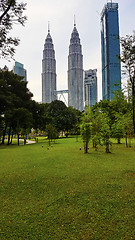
126,172,135,177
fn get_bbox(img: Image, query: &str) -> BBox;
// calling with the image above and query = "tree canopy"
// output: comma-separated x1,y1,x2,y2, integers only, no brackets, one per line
119,32,135,133
0,0,27,59
0,68,33,144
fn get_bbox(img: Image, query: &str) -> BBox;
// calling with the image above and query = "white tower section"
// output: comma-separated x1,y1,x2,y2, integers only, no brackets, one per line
68,22,84,111
42,27,57,103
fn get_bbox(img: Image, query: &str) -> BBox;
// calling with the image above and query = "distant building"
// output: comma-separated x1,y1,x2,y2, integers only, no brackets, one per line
13,61,27,82
101,2,121,100
42,27,57,103
84,69,97,108
68,21,84,111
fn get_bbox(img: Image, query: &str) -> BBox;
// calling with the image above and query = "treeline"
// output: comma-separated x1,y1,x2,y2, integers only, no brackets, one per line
0,68,134,150
81,91,134,153
0,68,81,145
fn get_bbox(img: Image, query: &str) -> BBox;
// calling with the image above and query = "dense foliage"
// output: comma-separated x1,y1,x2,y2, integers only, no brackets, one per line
0,0,27,58
0,68,33,144
0,68,134,151
0,68,81,145
119,31,135,133
81,91,134,153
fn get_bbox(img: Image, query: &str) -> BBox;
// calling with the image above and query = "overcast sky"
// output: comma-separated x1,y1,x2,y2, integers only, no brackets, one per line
0,0,135,102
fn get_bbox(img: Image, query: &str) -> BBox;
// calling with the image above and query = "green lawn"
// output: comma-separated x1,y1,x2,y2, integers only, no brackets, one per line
0,137,135,239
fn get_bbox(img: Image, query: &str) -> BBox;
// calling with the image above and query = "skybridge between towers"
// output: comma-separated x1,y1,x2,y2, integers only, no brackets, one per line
54,90,69,106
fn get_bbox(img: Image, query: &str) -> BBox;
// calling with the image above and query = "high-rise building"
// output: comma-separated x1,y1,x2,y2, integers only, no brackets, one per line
42,27,57,103
101,2,121,100
13,61,27,82
68,22,84,111
84,69,97,108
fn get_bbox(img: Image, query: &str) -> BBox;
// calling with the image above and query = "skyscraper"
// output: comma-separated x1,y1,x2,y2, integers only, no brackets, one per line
84,69,97,108
42,26,57,103
13,61,27,82
101,2,121,100
68,21,84,111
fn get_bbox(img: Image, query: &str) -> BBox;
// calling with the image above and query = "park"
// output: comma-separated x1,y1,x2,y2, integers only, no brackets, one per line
0,1,135,239
0,136,135,239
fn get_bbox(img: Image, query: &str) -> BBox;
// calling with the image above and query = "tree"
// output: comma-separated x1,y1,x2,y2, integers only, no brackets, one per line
0,68,33,144
12,107,33,145
91,109,102,150
0,0,27,59
111,90,130,115
111,91,131,144
45,124,57,146
65,107,80,137
119,32,135,133
93,99,115,128
100,113,112,153
122,113,134,147
47,100,69,133
30,101,50,133
81,107,92,153
111,113,125,144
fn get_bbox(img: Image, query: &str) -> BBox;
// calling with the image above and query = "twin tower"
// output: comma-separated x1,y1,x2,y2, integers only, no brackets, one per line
42,22,84,112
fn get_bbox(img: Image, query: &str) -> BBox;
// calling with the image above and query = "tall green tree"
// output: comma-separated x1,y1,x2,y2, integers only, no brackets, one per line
119,32,135,133
122,113,134,147
93,99,115,128
0,68,33,144
0,0,27,58
100,113,112,153
47,100,69,133
12,108,33,145
111,90,131,144
111,113,125,144
45,124,57,146
81,107,92,153
91,109,102,150
65,107,80,136
30,101,50,132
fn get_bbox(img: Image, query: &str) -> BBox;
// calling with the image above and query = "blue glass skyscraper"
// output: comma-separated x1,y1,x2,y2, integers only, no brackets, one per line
13,61,27,82
101,2,121,100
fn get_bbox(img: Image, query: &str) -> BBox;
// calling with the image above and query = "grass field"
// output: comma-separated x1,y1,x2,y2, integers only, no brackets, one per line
0,137,135,239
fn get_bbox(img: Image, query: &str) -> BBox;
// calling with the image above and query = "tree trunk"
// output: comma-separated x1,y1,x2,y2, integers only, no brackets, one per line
49,138,50,146
132,78,135,134
17,132,20,146
2,124,7,144
129,132,132,148
95,143,97,151
7,126,11,145
93,139,95,148
106,136,110,153
125,132,128,147
10,131,13,144
84,141,88,153
117,137,121,144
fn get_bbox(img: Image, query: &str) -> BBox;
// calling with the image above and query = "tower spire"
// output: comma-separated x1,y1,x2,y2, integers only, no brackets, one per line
74,15,76,27
48,21,50,33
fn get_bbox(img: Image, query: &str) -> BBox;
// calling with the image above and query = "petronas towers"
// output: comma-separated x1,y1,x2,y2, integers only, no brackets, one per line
42,22,84,111
42,27,57,103
68,22,84,111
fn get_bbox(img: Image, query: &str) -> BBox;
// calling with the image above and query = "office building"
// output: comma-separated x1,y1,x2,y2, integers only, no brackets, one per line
68,21,84,111
84,69,97,108
101,2,121,100
13,61,27,82
42,27,57,103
